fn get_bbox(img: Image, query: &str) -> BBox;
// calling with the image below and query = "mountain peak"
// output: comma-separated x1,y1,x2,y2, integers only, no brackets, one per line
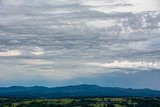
68,84,100,88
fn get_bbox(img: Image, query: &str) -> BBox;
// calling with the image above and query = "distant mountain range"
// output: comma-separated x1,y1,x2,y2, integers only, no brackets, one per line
0,84,160,98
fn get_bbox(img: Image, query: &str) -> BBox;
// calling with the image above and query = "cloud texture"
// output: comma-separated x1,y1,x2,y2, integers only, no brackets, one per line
0,0,160,88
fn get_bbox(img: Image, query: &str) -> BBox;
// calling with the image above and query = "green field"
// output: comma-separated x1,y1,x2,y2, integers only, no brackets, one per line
0,97,160,107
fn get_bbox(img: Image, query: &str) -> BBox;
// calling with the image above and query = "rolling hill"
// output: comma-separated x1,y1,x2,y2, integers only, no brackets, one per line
0,84,160,98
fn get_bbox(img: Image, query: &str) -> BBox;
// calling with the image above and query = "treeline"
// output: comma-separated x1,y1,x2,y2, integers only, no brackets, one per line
0,97,160,107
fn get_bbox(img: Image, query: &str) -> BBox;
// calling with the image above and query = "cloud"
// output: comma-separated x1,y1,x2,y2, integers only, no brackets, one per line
86,19,116,28
0,0,160,87
0,50,21,57
86,0,160,13
86,61,160,71
129,38,160,51
31,47,45,56
23,59,54,65
0,0,25,6
39,69,78,81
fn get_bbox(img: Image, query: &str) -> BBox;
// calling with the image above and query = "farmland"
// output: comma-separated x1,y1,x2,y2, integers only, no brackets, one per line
0,97,160,107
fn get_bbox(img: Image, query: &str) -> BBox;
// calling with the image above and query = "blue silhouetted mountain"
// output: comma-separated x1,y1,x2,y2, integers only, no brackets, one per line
0,84,160,98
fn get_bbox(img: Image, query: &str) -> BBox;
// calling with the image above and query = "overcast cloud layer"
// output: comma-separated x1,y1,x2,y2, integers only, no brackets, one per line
0,0,160,89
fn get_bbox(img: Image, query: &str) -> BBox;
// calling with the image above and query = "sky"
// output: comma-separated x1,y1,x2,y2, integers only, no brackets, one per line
0,0,160,89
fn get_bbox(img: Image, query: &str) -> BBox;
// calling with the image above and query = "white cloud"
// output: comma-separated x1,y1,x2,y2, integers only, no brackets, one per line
129,38,160,51
86,60,160,70
1,0,25,6
129,0,160,11
43,9,79,15
80,0,109,6
23,59,54,65
0,50,21,57
39,69,78,80
31,47,45,56
87,0,160,13
0,0,77,6
86,19,116,28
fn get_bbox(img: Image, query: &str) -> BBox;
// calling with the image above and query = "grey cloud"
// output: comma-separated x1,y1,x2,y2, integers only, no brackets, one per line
0,0,160,83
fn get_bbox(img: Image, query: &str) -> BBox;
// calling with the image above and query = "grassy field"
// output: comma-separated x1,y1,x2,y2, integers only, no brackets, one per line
0,97,160,107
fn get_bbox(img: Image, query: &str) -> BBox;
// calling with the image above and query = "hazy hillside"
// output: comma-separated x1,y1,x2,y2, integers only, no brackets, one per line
0,85,160,98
